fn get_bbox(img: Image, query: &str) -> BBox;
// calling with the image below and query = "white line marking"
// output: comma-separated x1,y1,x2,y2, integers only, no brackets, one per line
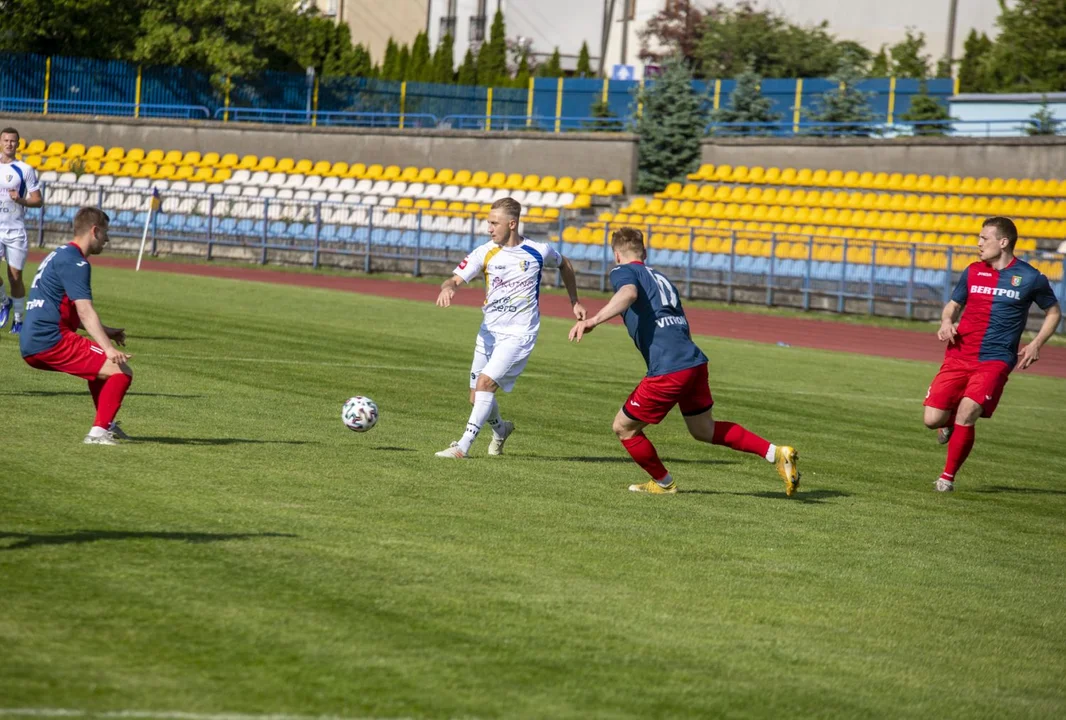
0,710,396,720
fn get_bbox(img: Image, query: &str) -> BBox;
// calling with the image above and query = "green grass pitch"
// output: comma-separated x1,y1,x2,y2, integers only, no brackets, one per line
2,265,1065,718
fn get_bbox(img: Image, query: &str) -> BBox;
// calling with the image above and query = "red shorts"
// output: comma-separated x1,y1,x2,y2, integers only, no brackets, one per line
923,357,1011,419
23,332,108,381
623,362,714,425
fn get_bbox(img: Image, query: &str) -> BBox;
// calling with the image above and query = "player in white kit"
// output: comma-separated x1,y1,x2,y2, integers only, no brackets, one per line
434,197,587,458
0,128,44,334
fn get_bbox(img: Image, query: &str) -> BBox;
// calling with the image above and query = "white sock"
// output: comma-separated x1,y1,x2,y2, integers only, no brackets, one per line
486,398,504,437
657,473,674,488
12,296,24,320
88,425,109,437
765,443,777,463
458,391,496,453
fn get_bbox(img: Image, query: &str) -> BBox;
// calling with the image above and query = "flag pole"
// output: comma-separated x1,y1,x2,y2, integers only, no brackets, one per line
136,188,160,272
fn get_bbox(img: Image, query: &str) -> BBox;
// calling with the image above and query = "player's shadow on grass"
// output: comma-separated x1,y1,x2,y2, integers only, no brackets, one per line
0,530,296,552
0,390,204,399
521,455,739,466
132,436,315,446
972,486,1066,495
131,335,202,341
679,489,850,505
372,446,416,452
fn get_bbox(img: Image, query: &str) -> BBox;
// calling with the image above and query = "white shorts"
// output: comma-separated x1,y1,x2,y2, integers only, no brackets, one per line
0,233,28,271
469,327,537,393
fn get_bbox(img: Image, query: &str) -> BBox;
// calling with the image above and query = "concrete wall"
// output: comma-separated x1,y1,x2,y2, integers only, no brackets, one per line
701,136,1066,180
3,114,640,190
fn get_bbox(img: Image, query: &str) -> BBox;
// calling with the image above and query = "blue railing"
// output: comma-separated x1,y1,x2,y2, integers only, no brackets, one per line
705,118,1066,138
0,97,210,119
212,107,440,128
28,181,1066,323
438,114,629,132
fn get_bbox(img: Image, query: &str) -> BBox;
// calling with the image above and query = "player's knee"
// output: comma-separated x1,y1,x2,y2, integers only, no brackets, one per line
475,374,498,392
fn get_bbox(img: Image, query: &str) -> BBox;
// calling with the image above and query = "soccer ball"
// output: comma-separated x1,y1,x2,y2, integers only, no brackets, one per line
342,396,379,432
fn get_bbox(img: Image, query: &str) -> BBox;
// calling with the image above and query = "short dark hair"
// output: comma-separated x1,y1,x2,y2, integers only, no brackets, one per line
611,227,646,257
73,206,110,237
983,216,1018,250
490,197,522,221
0,127,19,142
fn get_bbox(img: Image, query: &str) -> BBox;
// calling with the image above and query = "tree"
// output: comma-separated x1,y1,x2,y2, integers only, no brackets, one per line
513,53,531,89
900,80,952,135
396,44,410,81
807,50,877,135
695,1,857,79
583,97,621,131
536,48,563,78
888,28,930,79
576,41,592,77
638,0,707,69
475,9,509,85
1026,98,1059,136
709,64,781,134
983,0,1066,93
407,31,432,82
868,45,891,77
958,30,994,92
457,47,477,85
635,55,706,193
380,38,400,82
2,0,142,60
432,34,455,84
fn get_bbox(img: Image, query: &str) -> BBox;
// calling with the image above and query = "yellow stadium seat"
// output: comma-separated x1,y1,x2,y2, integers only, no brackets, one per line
132,162,156,178
327,161,349,177
827,170,845,187
338,163,362,178
569,194,592,209
174,150,199,167
251,155,276,172
361,164,382,180
159,150,181,166
230,155,255,170
794,168,813,186
430,200,448,211
154,164,176,180
113,161,137,177
397,166,417,182
504,173,524,190
459,170,481,186
550,176,572,193
585,178,606,195
173,165,194,181
396,198,414,209
570,177,590,194
102,147,125,163
516,174,538,191
24,139,46,155
22,154,40,168
270,157,292,173
210,168,229,183
527,206,544,217
200,151,221,167
378,165,399,181
83,145,105,161
413,167,434,183
309,160,331,176
63,143,86,159
544,208,560,220
144,149,165,164
122,148,144,164
288,159,310,174
713,165,732,181
97,160,119,176
40,156,63,171
483,172,504,188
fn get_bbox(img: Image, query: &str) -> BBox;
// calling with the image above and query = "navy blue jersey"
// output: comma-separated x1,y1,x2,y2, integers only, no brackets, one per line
20,243,92,357
948,258,1059,369
610,262,707,377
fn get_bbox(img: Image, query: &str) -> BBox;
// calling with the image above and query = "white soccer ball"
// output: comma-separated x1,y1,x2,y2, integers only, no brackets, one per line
342,396,379,432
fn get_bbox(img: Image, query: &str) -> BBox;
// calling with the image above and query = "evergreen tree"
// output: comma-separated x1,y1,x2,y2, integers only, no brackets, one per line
958,30,994,92
576,41,592,77
900,80,952,135
583,97,621,131
635,55,706,193
457,47,478,85
1026,98,1059,136
432,34,455,84
808,50,877,135
475,9,509,85
985,0,1066,93
513,52,531,89
710,64,781,134
868,45,891,77
408,31,432,82
396,44,410,81
889,28,930,79
536,48,563,78
380,39,399,82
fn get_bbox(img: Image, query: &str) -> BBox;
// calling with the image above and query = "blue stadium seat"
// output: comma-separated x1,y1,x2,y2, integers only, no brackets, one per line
337,225,353,242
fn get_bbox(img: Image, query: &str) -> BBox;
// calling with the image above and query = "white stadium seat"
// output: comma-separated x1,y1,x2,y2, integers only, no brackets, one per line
320,177,340,192
77,173,96,185
440,185,460,201
343,193,362,205
388,181,408,197
240,186,259,198
336,178,356,192
301,176,322,191
282,174,304,189
39,170,60,183
59,172,77,183
231,169,251,184
266,172,286,187
249,171,269,186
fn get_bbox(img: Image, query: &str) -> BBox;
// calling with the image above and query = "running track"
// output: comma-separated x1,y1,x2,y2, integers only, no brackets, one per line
76,254,1066,379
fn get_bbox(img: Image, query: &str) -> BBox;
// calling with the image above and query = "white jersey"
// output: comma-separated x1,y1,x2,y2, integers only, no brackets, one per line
0,160,40,238
453,237,563,337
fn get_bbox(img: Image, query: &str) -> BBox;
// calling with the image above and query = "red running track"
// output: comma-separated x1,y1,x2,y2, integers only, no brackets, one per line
69,253,1066,379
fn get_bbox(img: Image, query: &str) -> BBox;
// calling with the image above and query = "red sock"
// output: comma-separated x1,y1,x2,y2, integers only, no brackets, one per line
621,433,670,481
712,421,771,459
941,424,976,481
92,373,132,429
88,378,106,409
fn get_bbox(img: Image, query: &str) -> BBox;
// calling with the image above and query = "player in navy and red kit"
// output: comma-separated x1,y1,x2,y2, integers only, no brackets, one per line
20,207,134,445
568,227,801,495
924,217,1060,491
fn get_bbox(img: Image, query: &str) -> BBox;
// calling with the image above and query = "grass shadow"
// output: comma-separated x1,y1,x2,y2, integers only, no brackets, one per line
131,436,316,446
0,391,204,399
372,446,416,452
130,335,202,341
516,455,739,466
0,530,296,552
971,486,1066,496
679,489,850,505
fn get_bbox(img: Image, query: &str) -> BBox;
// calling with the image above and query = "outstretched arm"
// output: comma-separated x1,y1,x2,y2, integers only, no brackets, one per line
568,284,638,342
558,256,586,320
1018,303,1061,370
436,274,467,308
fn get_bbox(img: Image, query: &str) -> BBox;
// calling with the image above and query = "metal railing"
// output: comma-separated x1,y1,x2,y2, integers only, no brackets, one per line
0,97,211,119
705,118,1066,138
212,107,440,128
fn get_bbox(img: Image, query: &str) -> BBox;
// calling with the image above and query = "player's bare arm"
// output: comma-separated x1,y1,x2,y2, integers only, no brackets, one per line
557,256,587,320
8,187,42,208
937,300,963,343
436,274,466,308
74,299,131,364
569,284,638,342
1018,303,1061,370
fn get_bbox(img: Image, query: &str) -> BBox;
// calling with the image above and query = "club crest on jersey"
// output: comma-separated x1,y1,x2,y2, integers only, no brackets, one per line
520,260,530,272
4,174,10,183
1011,275,1022,287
